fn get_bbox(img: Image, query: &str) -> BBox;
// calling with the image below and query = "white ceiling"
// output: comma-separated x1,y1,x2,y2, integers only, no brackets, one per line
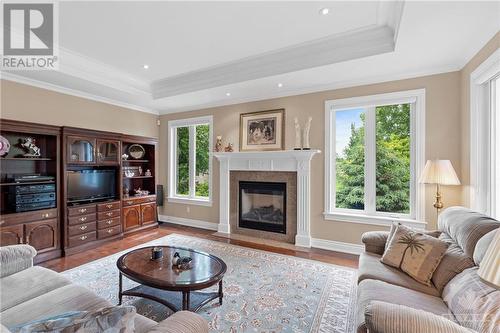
2,1,499,114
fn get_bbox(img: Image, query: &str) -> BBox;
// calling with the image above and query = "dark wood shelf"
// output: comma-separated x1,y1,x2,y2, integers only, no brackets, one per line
1,157,53,161
123,176,153,179
122,159,149,163
0,180,55,186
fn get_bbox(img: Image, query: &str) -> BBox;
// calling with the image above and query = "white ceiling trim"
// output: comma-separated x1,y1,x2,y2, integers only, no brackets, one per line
1,72,158,115
157,63,459,115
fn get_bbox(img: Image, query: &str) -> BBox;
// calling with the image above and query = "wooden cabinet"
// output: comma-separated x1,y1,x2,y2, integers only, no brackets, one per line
25,219,58,253
0,225,23,246
123,205,141,231
97,140,120,164
67,136,96,164
141,203,156,225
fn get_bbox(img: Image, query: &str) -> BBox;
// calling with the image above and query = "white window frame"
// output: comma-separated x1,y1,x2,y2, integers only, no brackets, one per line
324,89,426,228
470,49,500,217
168,115,213,206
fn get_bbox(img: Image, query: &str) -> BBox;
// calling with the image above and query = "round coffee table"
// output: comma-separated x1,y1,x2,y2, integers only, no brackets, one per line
116,246,227,313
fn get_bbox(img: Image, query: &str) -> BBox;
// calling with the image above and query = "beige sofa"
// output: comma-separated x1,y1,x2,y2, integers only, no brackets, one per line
0,245,208,333
356,207,500,333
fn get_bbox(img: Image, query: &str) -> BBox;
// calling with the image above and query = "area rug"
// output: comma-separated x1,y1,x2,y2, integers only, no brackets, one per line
61,234,357,333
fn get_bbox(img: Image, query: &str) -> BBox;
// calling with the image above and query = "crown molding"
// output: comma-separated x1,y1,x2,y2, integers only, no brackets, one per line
157,63,459,114
151,25,395,99
1,72,158,115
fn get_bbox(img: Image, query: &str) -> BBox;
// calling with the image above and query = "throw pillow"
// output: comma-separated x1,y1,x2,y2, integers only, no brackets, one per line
381,224,449,286
384,223,441,251
10,306,136,333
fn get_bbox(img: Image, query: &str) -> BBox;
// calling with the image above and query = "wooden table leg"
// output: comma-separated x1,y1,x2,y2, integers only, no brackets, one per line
218,280,223,305
182,291,190,311
118,272,123,305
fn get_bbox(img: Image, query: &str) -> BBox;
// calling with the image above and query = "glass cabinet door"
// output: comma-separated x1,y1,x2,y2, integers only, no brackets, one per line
68,137,95,163
97,140,120,164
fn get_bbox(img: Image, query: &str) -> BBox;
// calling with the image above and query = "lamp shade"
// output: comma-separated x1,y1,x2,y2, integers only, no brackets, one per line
478,229,500,287
418,160,461,185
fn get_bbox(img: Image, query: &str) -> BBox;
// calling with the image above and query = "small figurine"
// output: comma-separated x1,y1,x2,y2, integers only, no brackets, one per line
20,137,41,157
172,252,192,269
123,187,129,198
145,169,152,177
302,117,312,150
122,154,129,160
138,166,143,176
294,117,301,150
215,136,223,152
224,143,234,152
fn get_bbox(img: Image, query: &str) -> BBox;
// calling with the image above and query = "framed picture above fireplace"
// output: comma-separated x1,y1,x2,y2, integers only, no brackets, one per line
239,109,285,151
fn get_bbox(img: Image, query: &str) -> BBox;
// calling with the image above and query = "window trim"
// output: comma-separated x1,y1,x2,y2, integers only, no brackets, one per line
324,89,426,227
470,48,500,217
168,115,213,206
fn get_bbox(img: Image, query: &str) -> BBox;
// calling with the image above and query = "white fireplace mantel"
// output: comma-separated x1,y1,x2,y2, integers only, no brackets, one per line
212,150,321,247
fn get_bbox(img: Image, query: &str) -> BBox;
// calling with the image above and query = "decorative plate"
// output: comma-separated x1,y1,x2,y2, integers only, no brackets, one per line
128,144,145,159
0,135,11,156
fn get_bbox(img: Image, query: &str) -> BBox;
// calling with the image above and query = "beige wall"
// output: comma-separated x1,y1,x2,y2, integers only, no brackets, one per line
459,32,500,206
0,80,159,138
159,71,463,244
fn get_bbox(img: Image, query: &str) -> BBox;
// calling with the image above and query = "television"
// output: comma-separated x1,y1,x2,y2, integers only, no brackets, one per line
67,169,116,203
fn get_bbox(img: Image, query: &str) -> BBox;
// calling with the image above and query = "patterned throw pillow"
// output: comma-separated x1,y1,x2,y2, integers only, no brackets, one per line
10,306,136,333
381,224,449,286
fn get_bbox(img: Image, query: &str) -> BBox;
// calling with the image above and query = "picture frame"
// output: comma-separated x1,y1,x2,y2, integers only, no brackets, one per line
239,109,285,151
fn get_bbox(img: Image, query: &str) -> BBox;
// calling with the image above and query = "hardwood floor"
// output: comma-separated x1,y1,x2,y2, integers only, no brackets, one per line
41,223,359,272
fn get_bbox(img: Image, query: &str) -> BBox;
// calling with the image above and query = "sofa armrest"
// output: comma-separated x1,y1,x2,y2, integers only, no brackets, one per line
361,231,389,255
146,311,208,333
365,301,474,333
0,245,37,278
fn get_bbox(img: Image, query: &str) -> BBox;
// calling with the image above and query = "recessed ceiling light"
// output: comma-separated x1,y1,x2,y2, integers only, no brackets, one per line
143,64,149,69
277,83,283,88
320,8,330,15
226,92,231,96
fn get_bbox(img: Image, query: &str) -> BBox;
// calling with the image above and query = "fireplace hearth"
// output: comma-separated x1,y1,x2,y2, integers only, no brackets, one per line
238,181,286,234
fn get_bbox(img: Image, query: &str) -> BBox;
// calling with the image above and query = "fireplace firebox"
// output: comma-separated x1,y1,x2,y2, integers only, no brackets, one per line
238,181,286,234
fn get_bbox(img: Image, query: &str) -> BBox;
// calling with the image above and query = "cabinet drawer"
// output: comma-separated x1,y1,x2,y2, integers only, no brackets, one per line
97,201,121,212
68,205,96,217
68,213,96,226
98,225,121,239
122,196,156,207
68,231,96,248
97,217,121,229
1,208,57,225
68,221,97,237
97,209,120,220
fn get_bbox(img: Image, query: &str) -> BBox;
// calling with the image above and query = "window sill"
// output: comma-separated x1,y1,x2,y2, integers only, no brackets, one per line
167,197,212,207
323,211,427,229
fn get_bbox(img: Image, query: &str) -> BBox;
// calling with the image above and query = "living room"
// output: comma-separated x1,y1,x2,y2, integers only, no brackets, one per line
0,1,499,332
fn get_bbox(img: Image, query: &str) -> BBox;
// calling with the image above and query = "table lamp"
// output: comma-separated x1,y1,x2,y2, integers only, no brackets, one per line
419,160,461,213
478,230,500,288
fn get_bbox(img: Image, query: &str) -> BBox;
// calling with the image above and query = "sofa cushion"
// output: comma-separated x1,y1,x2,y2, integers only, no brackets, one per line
431,234,475,293
438,206,500,258
0,285,111,328
359,252,440,297
473,229,497,265
365,301,471,333
148,312,208,333
134,315,157,333
443,267,500,333
356,279,452,333
0,266,72,312
361,231,389,255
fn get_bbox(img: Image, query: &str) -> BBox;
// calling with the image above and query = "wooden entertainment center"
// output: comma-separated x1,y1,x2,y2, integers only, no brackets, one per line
0,119,158,262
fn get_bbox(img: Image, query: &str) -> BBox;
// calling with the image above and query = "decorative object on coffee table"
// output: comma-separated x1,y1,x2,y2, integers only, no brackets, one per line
117,246,227,313
151,247,163,260
294,117,301,150
128,144,146,159
303,116,312,150
240,109,284,151
172,252,192,269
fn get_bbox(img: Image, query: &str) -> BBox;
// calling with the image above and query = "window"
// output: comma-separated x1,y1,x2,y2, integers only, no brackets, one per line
470,49,500,218
168,116,213,206
325,90,425,227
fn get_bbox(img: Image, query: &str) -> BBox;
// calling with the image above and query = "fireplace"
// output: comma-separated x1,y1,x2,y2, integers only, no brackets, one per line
238,181,286,234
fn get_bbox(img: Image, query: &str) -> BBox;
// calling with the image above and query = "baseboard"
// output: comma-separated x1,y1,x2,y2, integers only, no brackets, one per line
311,238,364,255
158,215,218,231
